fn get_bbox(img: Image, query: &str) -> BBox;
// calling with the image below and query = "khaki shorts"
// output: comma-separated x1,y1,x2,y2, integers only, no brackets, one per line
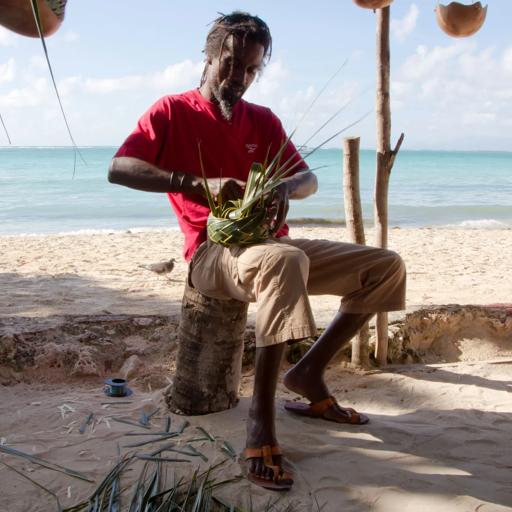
190,237,406,347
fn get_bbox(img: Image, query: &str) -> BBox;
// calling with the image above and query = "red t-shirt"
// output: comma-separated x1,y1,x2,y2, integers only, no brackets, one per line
115,88,307,261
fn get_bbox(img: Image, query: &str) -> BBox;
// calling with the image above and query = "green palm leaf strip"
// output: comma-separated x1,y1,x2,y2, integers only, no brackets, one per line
195,427,214,442
124,433,178,448
124,432,179,437
202,110,370,248
183,445,208,463
111,417,152,430
178,420,190,434
262,109,372,192
190,468,207,512
63,454,244,511
200,60,371,248
149,441,178,457
137,455,191,463
220,441,236,461
255,58,349,186
0,444,94,483
140,461,161,511
30,0,85,175
0,113,11,144
128,461,151,511
0,460,62,511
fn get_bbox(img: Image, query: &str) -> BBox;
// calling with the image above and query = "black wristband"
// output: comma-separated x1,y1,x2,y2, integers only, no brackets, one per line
169,171,188,191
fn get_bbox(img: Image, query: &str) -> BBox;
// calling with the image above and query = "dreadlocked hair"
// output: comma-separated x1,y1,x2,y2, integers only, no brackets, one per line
200,11,272,85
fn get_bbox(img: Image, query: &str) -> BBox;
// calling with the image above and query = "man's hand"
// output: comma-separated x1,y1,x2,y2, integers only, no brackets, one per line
203,177,246,202
261,170,318,234
108,157,247,200
265,182,289,235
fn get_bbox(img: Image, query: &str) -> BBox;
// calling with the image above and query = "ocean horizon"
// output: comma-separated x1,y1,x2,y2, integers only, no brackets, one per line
1,146,511,236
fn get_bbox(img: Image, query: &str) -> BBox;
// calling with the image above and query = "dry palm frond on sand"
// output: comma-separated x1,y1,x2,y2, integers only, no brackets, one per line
0,420,313,511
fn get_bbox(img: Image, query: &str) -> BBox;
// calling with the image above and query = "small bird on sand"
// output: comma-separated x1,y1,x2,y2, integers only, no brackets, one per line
139,258,176,274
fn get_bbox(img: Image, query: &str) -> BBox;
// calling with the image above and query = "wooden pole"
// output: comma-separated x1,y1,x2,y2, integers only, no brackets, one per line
343,137,370,367
374,6,404,365
343,137,366,246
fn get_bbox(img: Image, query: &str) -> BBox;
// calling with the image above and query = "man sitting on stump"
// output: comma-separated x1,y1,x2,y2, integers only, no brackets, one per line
109,11,406,491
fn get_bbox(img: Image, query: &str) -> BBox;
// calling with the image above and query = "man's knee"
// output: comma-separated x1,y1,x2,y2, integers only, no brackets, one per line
363,248,406,289
386,250,406,280
262,245,310,283
373,249,406,298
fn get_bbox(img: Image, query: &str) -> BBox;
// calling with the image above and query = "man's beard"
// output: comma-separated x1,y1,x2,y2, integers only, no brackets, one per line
212,82,244,121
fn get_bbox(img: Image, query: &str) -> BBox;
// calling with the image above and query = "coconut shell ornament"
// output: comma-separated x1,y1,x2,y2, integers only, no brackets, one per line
353,0,394,9
436,2,487,38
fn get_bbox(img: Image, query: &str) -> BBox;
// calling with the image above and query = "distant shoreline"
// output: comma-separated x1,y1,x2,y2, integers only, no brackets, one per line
288,217,346,226
1,146,512,154
1,222,511,238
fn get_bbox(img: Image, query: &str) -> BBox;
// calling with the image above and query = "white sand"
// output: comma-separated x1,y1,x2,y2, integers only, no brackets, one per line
0,226,511,511
1,226,511,323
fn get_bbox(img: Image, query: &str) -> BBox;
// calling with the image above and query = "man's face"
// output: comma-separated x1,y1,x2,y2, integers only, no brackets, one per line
207,36,265,120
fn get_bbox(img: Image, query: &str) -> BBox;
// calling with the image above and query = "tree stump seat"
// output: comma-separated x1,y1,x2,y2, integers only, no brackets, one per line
165,282,249,415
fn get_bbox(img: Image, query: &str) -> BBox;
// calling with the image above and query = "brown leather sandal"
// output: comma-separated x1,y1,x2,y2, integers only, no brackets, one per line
244,445,293,491
284,396,369,425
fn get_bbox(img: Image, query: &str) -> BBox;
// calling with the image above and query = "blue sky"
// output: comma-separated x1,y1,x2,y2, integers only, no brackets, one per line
1,1,511,150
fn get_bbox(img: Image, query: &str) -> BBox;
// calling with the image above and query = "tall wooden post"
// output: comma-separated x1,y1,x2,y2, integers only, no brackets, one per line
343,137,370,367
374,6,404,365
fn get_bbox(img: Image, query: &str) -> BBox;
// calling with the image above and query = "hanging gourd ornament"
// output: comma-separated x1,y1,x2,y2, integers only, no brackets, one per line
436,2,487,37
353,0,394,9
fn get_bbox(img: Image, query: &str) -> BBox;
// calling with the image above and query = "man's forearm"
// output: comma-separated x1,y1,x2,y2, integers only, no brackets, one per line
108,157,203,194
283,170,318,199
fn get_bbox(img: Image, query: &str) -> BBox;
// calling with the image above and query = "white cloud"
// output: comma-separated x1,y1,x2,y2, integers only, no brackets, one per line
247,61,367,146
462,111,496,125
84,76,141,94
157,60,204,90
0,60,204,145
391,4,419,43
0,58,15,83
244,60,288,103
0,53,373,146
392,80,412,97
0,78,51,108
10,42,512,150
82,60,203,94
392,42,512,148
401,42,472,81
57,76,81,97
62,31,80,43
0,59,200,102
495,88,512,100
0,26,18,47
502,47,512,74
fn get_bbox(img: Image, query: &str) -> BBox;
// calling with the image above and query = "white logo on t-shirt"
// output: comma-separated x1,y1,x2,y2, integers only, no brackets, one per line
245,143,258,154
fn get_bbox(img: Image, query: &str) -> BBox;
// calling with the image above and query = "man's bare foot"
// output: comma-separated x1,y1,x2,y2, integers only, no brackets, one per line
283,362,329,402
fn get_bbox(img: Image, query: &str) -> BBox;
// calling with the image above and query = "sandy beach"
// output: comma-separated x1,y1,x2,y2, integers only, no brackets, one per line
1,226,511,511
1,226,511,322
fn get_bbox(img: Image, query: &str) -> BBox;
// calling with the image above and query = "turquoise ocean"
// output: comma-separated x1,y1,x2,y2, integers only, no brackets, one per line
1,147,511,235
